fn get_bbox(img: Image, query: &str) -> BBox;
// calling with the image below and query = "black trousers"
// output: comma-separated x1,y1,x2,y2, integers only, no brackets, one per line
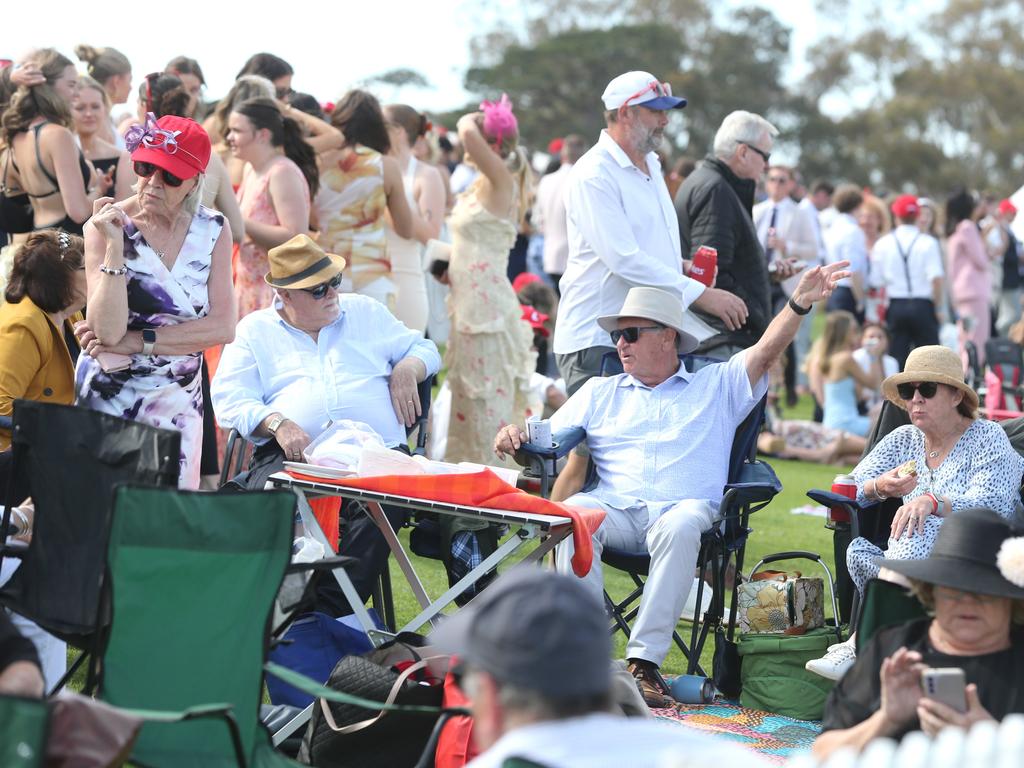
223,441,408,618
886,298,939,370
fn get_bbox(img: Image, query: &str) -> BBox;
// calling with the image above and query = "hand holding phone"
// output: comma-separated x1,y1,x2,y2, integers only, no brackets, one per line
920,667,967,713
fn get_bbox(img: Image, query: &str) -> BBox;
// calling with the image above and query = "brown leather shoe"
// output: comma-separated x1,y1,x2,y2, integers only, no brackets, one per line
627,660,673,708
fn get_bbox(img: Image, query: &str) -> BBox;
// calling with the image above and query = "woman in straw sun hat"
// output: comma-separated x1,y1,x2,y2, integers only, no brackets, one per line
806,345,1024,681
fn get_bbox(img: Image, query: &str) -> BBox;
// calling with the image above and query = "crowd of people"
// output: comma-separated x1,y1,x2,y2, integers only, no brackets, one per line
1,46,1023,765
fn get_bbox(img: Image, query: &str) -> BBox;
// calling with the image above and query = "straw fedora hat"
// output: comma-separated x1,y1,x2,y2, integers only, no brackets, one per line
881,345,979,412
264,234,346,290
597,286,698,354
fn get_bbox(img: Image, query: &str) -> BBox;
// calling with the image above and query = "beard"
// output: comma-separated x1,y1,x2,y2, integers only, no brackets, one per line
628,122,663,155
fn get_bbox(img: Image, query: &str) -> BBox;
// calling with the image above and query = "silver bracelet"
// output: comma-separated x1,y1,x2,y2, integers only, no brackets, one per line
99,264,128,276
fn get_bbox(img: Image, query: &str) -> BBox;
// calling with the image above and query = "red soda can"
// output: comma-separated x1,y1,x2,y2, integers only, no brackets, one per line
689,246,718,287
827,474,856,528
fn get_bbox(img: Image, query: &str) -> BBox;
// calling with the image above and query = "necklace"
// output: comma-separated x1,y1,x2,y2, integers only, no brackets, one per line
925,421,966,460
141,214,184,262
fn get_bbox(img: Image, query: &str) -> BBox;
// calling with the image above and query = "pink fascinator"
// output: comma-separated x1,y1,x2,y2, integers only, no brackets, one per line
480,94,517,148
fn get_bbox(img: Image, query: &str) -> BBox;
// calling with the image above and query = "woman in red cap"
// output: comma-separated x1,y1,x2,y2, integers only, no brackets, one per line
73,113,235,489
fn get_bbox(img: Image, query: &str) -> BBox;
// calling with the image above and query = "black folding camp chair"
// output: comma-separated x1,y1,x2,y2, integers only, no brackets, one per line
0,400,181,692
520,354,782,679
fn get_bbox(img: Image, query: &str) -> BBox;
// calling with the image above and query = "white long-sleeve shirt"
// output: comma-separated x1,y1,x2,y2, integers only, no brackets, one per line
553,130,705,355
211,294,440,447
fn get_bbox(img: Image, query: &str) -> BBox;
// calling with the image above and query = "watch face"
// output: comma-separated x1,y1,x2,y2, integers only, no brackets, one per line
143,329,157,343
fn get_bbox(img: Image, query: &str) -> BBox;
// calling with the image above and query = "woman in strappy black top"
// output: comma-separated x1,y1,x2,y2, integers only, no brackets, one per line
72,76,134,202
0,49,111,235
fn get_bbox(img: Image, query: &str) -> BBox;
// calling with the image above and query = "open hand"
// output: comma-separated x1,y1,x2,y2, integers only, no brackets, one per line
693,287,748,331
791,260,850,307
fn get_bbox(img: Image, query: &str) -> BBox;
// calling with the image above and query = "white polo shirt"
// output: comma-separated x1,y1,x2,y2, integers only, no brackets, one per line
553,130,705,355
871,224,944,299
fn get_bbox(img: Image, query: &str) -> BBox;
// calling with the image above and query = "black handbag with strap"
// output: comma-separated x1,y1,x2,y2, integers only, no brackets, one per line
298,636,448,768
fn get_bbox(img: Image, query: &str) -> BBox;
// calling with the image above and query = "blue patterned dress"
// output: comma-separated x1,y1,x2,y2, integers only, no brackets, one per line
76,205,224,489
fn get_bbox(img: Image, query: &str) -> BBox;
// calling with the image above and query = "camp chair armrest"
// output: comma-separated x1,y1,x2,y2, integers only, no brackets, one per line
285,554,359,574
119,702,234,722
722,461,782,507
806,489,875,512
518,426,586,461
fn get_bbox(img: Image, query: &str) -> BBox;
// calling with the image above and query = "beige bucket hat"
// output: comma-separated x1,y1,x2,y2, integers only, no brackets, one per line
881,345,979,412
597,286,698,354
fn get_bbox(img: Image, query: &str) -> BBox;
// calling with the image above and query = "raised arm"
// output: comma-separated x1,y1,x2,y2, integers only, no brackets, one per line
456,113,513,218
745,261,850,387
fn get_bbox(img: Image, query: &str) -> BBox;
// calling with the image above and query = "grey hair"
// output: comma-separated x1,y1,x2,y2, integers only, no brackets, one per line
712,110,779,160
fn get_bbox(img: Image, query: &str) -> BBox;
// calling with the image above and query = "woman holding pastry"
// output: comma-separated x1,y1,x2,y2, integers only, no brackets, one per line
807,345,1024,679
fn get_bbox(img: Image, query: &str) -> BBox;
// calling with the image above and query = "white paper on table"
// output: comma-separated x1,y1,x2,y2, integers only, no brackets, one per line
356,446,520,486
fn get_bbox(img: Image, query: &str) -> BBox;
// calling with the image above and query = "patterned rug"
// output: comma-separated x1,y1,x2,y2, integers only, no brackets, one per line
654,700,821,764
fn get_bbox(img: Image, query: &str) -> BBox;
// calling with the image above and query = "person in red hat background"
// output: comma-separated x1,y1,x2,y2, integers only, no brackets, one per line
982,198,1021,337
74,113,235,489
869,193,945,369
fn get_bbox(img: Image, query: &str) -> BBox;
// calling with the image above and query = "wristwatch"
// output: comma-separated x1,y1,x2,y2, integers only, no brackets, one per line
141,328,157,355
266,415,286,436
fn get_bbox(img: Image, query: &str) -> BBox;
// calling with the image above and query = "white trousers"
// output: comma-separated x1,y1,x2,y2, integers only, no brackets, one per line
555,494,715,667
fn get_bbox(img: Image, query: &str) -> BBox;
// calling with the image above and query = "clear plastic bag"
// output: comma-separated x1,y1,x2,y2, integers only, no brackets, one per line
303,420,386,469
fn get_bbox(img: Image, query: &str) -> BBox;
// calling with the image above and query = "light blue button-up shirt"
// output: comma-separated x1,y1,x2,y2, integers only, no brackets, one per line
211,294,440,447
549,352,767,513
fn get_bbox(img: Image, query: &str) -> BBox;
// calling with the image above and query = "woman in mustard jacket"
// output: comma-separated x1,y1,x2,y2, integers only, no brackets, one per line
0,230,86,450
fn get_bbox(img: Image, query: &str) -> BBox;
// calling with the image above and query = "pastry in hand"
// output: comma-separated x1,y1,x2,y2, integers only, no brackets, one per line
896,459,917,478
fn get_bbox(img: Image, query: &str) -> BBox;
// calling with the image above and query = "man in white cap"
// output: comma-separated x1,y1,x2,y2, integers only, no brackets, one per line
554,70,748,398
495,261,849,707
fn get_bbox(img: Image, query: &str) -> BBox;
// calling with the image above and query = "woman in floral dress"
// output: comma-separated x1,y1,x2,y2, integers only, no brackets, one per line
74,114,235,489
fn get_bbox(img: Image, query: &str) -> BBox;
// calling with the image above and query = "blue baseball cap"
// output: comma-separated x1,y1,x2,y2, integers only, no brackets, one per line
602,71,687,111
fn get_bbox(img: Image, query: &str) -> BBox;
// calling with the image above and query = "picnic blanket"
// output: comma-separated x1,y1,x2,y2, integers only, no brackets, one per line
284,468,605,576
654,701,821,764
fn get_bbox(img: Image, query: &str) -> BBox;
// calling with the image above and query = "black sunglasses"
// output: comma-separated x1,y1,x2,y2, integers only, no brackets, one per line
741,141,771,163
609,325,663,344
300,274,343,300
133,161,185,188
896,381,939,400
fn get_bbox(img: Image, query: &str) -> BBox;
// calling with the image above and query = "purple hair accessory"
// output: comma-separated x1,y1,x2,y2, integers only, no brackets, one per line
123,112,185,156
480,94,517,148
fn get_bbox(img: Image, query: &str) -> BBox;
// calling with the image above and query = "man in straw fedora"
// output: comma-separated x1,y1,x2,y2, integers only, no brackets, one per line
495,260,849,707
212,234,440,613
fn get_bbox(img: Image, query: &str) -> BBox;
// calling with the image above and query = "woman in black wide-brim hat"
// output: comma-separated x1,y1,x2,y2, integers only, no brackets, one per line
813,507,1024,758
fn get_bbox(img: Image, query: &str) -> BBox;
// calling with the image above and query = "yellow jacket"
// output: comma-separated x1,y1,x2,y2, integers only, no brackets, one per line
0,296,78,449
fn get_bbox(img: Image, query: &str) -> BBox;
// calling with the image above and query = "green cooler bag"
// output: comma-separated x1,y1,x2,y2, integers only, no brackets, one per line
737,627,839,720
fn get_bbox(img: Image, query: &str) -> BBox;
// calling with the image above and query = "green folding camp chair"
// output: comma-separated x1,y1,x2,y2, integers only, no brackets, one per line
0,694,49,767
854,578,928,653
92,485,303,767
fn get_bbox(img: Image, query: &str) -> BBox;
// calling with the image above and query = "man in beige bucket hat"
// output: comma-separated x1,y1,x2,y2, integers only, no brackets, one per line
211,233,441,614
495,260,850,707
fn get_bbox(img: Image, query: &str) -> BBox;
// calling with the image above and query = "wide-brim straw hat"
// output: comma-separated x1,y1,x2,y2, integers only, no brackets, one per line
876,507,1024,600
881,345,979,412
597,286,698,354
264,234,346,290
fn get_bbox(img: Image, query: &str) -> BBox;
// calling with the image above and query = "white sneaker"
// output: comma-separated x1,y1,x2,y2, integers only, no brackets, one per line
805,639,856,681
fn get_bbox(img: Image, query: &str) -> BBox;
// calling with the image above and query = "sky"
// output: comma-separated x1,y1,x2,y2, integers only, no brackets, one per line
6,0,829,117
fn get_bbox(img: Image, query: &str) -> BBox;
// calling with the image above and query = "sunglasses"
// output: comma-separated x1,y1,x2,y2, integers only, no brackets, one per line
896,381,939,400
609,325,663,344
741,142,771,163
622,80,673,108
133,161,185,188
300,274,342,300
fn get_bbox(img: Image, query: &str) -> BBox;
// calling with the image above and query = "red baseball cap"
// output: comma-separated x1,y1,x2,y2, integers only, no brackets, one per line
125,114,211,181
999,199,1018,216
520,305,550,337
890,194,920,220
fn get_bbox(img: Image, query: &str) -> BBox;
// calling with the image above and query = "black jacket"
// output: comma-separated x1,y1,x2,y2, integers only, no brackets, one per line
675,157,771,349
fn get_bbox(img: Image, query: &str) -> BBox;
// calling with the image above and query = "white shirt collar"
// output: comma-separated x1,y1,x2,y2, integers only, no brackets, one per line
597,130,658,174
617,360,691,389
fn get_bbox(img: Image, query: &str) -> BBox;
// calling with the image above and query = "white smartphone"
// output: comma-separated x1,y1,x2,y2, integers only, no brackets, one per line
920,667,967,713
